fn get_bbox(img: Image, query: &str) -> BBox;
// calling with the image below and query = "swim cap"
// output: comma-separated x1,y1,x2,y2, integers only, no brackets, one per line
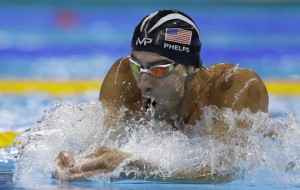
131,9,202,68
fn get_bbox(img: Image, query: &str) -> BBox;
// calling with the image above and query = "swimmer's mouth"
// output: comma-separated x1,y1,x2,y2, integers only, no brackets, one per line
143,98,157,111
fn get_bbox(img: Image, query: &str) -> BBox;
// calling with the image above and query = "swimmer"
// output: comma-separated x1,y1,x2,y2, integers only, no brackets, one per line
55,9,269,182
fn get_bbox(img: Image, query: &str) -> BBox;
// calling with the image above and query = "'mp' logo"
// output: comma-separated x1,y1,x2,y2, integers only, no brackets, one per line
136,37,152,46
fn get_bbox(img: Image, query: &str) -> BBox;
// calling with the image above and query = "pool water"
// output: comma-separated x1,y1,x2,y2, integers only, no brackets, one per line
1,97,300,190
1,0,300,189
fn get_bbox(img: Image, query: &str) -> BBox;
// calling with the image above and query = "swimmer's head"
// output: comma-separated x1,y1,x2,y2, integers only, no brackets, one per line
131,9,202,68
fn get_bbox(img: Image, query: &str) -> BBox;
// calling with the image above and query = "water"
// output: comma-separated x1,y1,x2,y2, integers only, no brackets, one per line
3,99,300,189
1,0,300,189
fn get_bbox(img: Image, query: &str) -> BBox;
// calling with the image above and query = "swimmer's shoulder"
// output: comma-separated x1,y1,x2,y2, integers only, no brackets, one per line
100,56,131,98
207,62,260,79
99,56,142,110
107,56,131,75
207,63,269,112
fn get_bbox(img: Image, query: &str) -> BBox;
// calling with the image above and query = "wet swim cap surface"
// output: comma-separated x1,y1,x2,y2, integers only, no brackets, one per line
131,9,202,68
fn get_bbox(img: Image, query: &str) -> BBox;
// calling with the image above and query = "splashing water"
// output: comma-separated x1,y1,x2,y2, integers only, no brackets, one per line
12,101,300,186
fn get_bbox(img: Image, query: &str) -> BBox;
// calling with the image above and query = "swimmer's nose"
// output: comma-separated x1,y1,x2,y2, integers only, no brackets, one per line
138,74,153,94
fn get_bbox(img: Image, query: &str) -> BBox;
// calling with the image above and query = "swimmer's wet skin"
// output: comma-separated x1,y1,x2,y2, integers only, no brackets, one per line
54,9,269,183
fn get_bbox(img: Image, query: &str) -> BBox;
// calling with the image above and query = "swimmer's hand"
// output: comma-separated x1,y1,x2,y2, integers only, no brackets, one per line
54,146,132,181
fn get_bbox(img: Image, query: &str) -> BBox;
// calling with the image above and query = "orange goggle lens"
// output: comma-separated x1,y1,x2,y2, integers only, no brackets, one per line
130,58,176,77
149,66,173,77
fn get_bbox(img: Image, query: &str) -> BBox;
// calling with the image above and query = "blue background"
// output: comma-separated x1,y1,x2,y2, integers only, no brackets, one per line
0,0,300,80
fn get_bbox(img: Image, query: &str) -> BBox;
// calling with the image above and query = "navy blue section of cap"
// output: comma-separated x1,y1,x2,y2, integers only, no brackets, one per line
131,9,202,68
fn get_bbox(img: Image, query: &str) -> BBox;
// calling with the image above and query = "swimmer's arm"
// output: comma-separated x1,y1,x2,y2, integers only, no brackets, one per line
55,147,157,181
169,166,233,183
54,147,231,183
121,162,233,183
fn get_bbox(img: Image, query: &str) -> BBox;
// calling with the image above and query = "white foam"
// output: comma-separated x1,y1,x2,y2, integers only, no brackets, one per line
10,100,300,185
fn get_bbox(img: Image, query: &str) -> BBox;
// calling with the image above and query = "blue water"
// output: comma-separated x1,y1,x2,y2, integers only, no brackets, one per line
0,1,300,79
1,0,300,189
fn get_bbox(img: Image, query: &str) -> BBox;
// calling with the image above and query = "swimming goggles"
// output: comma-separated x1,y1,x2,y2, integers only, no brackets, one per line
129,58,177,77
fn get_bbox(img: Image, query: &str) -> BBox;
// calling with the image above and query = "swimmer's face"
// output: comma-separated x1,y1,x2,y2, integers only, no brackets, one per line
130,51,188,120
